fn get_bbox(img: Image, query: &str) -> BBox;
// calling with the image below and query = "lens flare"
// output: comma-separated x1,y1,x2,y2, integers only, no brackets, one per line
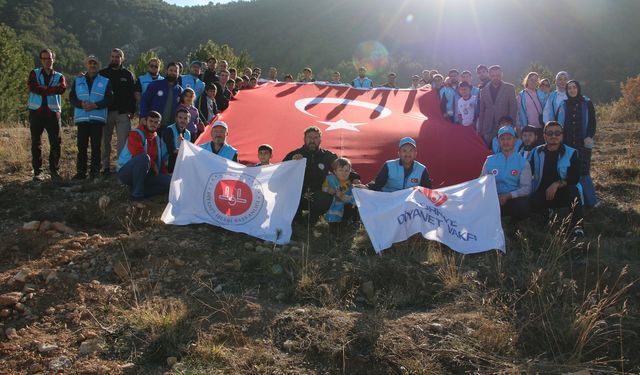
352,41,389,77
405,14,414,23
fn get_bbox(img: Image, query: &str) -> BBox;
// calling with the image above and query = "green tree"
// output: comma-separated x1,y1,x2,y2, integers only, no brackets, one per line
521,62,554,90
185,40,253,70
0,23,32,122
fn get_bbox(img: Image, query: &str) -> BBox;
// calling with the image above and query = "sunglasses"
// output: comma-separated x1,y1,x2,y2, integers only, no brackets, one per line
545,130,563,137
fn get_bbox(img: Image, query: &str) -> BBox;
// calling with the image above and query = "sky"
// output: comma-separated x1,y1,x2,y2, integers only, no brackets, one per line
164,0,241,5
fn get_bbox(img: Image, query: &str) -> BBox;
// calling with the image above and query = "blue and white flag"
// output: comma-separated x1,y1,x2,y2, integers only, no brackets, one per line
161,141,305,244
353,175,506,254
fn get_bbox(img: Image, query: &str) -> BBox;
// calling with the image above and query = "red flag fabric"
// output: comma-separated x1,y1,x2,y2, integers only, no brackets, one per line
197,82,490,187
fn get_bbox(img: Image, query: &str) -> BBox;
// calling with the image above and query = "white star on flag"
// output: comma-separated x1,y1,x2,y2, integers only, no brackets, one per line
317,118,367,132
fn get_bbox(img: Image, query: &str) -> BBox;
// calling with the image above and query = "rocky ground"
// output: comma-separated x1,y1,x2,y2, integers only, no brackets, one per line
0,122,638,374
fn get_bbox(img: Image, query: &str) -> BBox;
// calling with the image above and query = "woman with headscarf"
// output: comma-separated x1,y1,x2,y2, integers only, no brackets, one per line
557,80,597,207
543,71,569,123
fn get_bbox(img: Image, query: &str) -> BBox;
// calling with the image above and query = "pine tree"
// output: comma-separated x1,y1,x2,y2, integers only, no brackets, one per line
0,23,32,122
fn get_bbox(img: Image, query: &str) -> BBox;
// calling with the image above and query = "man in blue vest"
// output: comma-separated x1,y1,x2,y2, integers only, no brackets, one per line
199,121,238,161
179,61,206,99
351,66,373,89
163,108,192,173
134,57,164,103
482,126,531,221
529,121,584,239
69,55,114,180
368,137,431,192
27,48,67,181
117,111,170,200
140,62,183,133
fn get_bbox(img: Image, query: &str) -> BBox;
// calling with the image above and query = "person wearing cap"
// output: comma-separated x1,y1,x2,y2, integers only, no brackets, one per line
134,57,164,103
199,121,238,161
99,48,136,177
69,55,114,181
255,144,273,166
283,126,361,224
27,48,67,181
117,110,170,200
380,72,397,88
179,61,206,99
481,126,531,221
367,137,431,192
491,116,523,154
529,121,585,239
140,62,184,133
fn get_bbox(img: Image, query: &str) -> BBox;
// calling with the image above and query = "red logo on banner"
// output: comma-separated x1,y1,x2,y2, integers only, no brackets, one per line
414,186,448,207
214,180,253,216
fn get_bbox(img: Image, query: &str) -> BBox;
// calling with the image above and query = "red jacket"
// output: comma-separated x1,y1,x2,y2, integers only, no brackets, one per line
125,124,168,174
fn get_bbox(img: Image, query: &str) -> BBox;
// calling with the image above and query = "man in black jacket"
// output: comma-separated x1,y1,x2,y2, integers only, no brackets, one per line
99,48,136,175
283,126,360,224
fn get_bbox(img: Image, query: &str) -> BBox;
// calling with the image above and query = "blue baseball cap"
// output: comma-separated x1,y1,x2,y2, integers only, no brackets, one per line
190,60,202,67
399,137,417,148
497,126,516,138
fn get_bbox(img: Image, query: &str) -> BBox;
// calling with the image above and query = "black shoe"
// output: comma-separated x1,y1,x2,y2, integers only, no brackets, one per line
72,173,86,180
50,170,62,181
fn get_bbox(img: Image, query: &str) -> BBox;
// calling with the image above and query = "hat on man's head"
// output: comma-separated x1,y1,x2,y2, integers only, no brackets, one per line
497,126,517,138
191,60,202,67
85,55,99,64
212,120,228,129
399,137,417,148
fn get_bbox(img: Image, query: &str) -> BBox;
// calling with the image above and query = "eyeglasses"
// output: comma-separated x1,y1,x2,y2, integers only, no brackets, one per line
544,130,563,137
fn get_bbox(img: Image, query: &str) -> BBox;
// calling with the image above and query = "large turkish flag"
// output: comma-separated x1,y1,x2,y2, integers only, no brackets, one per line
197,82,490,187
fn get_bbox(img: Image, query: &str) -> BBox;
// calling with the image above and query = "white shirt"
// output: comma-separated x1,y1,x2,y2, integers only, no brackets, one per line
457,95,477,126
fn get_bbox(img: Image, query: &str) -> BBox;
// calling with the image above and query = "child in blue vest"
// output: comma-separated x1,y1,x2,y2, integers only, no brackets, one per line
323,158,357,235
163,108,192,173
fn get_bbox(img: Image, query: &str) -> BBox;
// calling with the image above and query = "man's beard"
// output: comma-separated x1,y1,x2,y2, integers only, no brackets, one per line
109,63,121,69
166,75,177,83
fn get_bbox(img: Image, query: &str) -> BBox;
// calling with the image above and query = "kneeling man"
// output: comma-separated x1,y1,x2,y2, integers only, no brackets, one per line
199,120,238,161
482,126,531,221
368,137,431,191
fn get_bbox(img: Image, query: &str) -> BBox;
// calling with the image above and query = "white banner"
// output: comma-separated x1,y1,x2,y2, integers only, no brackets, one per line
353,175,506,254
161,141,305,244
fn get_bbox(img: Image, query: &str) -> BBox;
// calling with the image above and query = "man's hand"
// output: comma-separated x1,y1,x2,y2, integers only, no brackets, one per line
336,191,347,201
546,182,560,201
82,101,97,111
291,154,303,160
326,186,336,195
584,137,594,147
498,193,511,206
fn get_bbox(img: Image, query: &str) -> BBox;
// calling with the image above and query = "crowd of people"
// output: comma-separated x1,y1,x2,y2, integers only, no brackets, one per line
27,47,597,240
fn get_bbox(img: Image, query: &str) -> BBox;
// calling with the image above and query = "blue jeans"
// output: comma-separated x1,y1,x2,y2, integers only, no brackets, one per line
118,154,171,199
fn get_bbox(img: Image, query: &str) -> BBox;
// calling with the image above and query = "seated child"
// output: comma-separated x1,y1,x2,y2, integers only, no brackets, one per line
520,125,539,159
322,157,357,226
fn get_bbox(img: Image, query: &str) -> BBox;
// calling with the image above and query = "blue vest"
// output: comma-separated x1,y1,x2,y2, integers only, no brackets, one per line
382,159,426,192
117,128,167,171
440,86,458,115
470,86,480,98
324,174,354,223
492,136,524,154
28,68,63,112
545,90,565,122
167,123,191,149
139,73,164,96
74,74,109,124
518,89,546,126
531,144,583,202
180,75,205,98
200,142,237,161
484,152,528,194
351,77,373,89
556,96,592,143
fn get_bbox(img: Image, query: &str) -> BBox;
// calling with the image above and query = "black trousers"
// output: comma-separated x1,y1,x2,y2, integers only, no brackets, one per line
77,122,104,175
501,196,530,222
530,185,584,228
29,110,61,173
295,190,333,223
